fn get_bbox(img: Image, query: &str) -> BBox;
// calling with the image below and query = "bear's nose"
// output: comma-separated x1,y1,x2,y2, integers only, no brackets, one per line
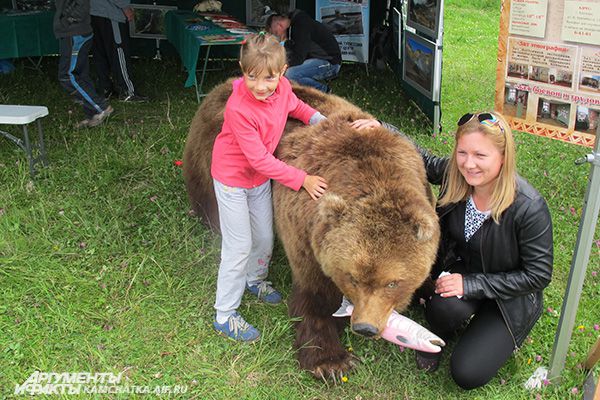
352,323,378,337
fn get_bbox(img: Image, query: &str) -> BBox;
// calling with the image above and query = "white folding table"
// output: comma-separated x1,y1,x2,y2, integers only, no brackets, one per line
0,105,49,176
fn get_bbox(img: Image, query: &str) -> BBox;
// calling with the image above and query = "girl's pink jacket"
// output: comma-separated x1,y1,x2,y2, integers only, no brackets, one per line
211,77,317,191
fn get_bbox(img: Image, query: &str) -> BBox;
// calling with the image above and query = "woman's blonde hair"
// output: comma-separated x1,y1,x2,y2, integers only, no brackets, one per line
438,111,517,223
239,32,286,75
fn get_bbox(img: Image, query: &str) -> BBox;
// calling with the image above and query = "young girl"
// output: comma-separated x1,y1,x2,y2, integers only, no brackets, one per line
211,33,328,342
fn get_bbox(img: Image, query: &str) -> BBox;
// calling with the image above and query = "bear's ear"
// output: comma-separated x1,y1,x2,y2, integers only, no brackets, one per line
318,193,348,222
412,213,438,242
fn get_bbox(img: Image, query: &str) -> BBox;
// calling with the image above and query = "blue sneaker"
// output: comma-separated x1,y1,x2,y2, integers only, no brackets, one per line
213,313,260,342
246,281,282,304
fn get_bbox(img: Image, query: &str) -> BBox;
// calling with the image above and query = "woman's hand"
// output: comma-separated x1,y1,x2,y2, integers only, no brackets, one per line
350,119,381,130
435,273,464,298
303,175,328,200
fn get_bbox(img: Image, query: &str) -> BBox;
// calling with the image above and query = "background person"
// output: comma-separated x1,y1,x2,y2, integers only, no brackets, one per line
53,0,113,128
91,0,148,102
211,33,328,342
266,10,341,93
351,112,553,390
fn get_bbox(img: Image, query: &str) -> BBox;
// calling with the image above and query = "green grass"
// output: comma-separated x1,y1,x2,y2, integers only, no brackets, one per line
1,1,599,398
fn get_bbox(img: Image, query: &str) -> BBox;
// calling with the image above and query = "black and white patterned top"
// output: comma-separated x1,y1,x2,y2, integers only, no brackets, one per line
464,195,491,242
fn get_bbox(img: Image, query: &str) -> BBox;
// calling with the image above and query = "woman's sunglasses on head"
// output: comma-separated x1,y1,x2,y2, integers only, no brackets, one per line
457,112,505,134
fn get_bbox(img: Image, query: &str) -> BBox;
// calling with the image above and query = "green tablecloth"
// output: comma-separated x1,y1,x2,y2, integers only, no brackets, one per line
165,10,247,88
0,10,58,59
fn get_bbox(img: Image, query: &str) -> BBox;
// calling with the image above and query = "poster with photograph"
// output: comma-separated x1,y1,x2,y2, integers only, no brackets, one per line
406,0,441,39
495,0,600,147
403,31,436,99
316,0,370,63
129,4,177,39
245,0,295,27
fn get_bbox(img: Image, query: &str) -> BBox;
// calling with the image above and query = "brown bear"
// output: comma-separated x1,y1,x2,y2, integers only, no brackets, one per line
183,79,440,380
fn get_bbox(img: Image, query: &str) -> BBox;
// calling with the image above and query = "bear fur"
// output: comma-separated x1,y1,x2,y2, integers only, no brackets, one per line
183,79,440,379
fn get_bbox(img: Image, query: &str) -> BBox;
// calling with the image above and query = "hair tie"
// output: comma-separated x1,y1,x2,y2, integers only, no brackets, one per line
258,31,266,35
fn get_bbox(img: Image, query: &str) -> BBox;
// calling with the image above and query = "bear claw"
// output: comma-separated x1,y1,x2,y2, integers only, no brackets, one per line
309,355,355,383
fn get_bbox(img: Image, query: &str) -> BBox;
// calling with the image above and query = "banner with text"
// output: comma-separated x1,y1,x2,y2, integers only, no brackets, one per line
315,0,369,63
495,0,600,147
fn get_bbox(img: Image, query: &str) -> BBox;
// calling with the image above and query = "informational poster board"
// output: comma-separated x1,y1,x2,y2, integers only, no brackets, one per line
315,0,370,63
392,0,443,134
495,0,600,147
403,31,436,99
406,0,441,40
129,4,177,39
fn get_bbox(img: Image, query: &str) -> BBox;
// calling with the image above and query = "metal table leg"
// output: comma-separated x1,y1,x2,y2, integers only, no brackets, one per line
36,119,47,167
195,44,212,103
0,121,48,177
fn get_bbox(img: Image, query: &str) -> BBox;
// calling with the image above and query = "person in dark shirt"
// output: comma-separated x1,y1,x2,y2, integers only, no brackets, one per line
53,0,113,128
267,10,341,93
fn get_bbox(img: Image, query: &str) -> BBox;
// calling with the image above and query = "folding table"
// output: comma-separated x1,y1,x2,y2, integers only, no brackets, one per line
0,105,49,176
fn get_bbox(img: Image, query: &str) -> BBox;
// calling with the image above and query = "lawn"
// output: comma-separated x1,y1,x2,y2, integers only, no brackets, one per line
1,0,599,399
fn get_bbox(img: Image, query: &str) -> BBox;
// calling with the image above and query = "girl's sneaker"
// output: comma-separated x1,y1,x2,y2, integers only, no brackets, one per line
213,312,260,342
246,281,282,304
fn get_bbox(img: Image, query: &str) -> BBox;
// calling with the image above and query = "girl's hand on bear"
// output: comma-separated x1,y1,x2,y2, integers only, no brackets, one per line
435,273,464,298
351,119,381,130
303,175,328,201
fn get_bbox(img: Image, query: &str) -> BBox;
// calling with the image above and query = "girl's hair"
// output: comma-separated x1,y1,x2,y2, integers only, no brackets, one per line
239,32,286,76
438,111,517,223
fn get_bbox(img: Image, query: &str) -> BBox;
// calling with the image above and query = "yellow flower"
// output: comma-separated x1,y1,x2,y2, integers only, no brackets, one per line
527,358,532,365
348,347,353,352
341,376,348,383
577,325,585,331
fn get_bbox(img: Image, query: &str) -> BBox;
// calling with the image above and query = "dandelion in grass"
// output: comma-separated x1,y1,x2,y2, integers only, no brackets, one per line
528,358,532,365
578,325,585,331
341,376,348,383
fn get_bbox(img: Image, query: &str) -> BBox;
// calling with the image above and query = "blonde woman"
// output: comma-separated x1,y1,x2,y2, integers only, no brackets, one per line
352,112,553,389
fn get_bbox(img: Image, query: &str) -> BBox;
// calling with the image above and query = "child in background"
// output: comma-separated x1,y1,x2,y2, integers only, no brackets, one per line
211,32,328,342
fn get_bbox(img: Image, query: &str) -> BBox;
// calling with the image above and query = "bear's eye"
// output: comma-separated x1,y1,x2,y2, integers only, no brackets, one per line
387,281,398,289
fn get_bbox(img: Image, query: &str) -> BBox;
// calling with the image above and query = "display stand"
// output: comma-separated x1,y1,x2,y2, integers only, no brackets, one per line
399,0,444,135
548,122,600,380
